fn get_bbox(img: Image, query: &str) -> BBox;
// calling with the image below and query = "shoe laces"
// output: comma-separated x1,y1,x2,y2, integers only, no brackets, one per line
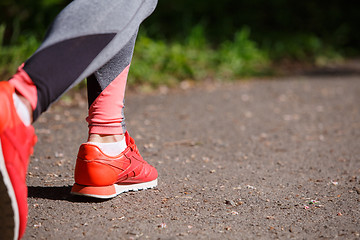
129,143,140,155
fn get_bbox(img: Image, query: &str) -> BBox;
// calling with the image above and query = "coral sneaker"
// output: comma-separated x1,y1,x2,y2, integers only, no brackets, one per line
0,82,36,240
71,132,158,199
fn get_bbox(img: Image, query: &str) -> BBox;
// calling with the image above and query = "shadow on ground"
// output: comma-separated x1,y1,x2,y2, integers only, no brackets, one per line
28,186,109,203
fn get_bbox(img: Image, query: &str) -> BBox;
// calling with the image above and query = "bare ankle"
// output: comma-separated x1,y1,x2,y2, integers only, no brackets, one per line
87,134,124,143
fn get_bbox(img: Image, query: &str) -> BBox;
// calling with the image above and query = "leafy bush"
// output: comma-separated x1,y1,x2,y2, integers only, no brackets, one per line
0,24,342,88
263,34,342,63
0,24,40,79
129,26,270,87
217,27,270,79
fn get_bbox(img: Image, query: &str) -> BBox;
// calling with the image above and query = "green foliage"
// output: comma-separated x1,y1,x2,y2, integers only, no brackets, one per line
0,0,69,45
0,24,40,78
129,26,270,87
1,23,343,88
217,27,270,78
0,22,343,87
0,0,350,87
263,34,342,63
147,1,360,53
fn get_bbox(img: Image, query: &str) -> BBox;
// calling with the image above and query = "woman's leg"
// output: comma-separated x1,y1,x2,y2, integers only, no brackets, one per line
71,26,158,201
86,32,137,139
10,0,157,121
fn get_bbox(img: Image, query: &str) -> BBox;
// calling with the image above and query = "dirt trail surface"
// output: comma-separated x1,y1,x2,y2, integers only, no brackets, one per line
24,74,359,239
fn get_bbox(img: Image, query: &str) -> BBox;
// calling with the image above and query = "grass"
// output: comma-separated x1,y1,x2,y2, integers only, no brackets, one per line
130,26,270,87
0,24,40,79
262,33,343,66
0,24,343,88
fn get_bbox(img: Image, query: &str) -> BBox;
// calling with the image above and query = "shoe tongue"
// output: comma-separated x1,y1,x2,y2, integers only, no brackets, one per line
124,131,131,145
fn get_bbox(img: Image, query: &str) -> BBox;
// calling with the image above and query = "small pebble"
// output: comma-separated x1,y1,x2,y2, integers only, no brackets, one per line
225,200,236,206
331,180,339,186
158,223,167,228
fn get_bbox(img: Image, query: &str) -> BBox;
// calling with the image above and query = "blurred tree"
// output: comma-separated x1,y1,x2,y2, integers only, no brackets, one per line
0,0,359,52
0,0,70,44
145,0,360,52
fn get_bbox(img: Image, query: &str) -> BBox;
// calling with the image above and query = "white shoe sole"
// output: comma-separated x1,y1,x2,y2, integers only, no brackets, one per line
0,139,19,240
71,179,158,199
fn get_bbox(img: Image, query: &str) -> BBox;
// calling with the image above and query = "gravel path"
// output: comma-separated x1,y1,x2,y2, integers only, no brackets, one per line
25,74,360,239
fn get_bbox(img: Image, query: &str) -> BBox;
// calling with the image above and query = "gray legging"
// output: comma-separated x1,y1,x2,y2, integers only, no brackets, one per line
22,0,157,123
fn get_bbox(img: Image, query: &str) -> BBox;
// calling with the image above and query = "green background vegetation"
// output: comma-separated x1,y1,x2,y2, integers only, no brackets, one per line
1,0,359,87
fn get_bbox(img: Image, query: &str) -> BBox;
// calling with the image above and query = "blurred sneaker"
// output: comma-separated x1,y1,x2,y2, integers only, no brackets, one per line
71,132,158,199
0,82,37,240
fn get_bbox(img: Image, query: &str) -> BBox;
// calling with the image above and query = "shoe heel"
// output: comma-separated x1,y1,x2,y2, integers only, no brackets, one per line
71,183,117,199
